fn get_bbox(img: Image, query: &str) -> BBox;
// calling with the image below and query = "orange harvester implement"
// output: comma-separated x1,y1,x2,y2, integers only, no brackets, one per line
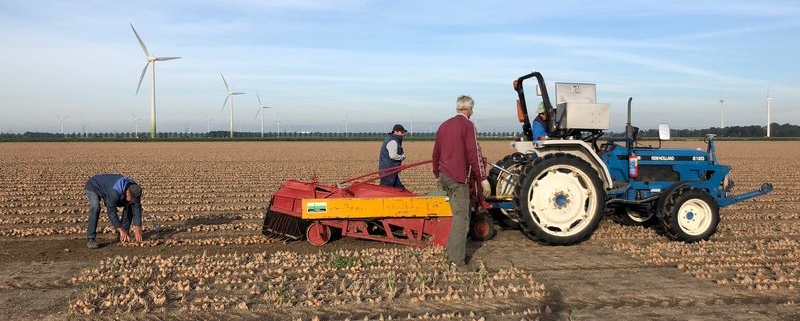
262,160,454,246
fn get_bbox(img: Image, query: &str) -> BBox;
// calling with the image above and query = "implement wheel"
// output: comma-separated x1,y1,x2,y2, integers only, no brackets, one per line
469,212,497,241
658,187,719,243
306,222,332,246
513,153,605,245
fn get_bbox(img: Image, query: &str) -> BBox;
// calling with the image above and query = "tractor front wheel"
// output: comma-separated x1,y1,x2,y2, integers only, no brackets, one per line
513,153,605,245
658,187,720,243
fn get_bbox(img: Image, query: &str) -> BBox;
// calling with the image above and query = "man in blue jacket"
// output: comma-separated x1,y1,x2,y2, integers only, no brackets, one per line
84,173,144,249
378,124,407,188
532,102,550,140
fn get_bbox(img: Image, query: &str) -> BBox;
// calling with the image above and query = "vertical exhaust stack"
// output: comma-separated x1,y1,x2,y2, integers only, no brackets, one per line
625,97,633,140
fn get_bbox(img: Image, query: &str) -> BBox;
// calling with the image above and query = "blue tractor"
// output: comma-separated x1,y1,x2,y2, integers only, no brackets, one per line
485,71,773,245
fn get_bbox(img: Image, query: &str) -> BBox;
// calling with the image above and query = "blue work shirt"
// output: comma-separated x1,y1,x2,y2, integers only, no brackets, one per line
532,116,549,140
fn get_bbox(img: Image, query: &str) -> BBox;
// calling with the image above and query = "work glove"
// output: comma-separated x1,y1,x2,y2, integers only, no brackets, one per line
481,179,491,198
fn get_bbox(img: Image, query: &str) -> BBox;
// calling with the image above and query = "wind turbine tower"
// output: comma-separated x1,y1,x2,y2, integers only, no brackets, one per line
55,115,68,136
131,113,141,138
255,93,271,138
220,73,245,138
131,23,181,139
766,86,774,138
275,111,281,136
204,113,212,135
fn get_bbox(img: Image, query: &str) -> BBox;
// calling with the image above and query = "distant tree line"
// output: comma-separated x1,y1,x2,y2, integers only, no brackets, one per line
629,123,800,138
1,123,798,141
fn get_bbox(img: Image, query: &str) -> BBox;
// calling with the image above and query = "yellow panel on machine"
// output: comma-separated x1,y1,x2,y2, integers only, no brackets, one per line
301,196,452,219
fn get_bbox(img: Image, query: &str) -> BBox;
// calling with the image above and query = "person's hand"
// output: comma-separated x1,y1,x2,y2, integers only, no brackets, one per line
481,179,491,198
132,226,143,242
117,228,131,243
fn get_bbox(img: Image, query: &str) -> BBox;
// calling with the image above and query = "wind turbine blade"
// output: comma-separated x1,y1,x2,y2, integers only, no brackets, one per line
233,92,246,95
257,93,262,105
255,107,262,118
136,62,150,95
130,23,150,57
155,56,181,61
221,73,231,92
221,95,230,112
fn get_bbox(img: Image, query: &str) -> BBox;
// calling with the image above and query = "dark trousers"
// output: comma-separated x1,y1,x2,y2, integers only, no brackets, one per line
85,190,130,240
379,172,405,189
439,173,469,266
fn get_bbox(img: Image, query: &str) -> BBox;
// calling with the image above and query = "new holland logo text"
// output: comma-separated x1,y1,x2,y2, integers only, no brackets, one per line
651,156,675,161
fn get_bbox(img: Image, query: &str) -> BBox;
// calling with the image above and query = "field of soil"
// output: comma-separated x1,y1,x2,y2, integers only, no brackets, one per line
0,140,798,321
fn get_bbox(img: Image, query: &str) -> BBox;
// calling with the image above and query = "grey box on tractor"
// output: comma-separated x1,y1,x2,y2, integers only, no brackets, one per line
484,71,773,245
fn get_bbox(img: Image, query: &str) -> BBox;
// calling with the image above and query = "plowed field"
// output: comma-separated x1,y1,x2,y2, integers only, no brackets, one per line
0,141,798,321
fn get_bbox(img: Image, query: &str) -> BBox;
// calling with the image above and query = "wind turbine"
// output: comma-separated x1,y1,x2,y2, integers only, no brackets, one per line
55,115,68,136
275,111,281,136
131,23,181,139
766,86,775,138
220,73,245,138
343,115,348,137
254,93,271,138
131,113,141,138
204,113,213,135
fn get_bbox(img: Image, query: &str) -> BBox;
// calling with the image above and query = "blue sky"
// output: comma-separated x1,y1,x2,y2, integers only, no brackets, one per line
1,0,798,134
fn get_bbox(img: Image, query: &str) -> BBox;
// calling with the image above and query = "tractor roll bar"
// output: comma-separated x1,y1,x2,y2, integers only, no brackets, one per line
514,71,556,139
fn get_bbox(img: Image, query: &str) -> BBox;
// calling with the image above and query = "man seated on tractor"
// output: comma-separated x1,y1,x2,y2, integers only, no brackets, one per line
532,102,550,140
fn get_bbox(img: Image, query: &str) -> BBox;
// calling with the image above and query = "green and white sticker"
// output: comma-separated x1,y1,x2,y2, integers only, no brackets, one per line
306,202,327,213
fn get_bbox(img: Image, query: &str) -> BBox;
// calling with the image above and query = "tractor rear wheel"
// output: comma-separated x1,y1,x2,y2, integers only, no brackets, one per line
469,212,497,241
513,153,605,245
658,187,719,242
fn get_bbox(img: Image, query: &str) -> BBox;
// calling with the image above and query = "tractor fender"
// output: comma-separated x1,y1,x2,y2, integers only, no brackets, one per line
511,140,613,189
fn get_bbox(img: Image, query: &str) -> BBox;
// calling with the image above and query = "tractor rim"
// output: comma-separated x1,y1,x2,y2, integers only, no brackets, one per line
677,198,713,236
526,164,598,236
626,207,654,223
495,163,522,217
